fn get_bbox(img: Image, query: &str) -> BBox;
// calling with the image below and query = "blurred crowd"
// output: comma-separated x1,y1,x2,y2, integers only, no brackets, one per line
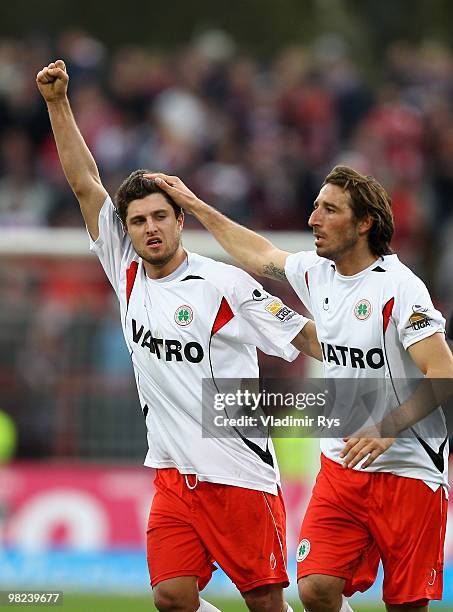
1,32,453,284
1,30,453,296
1,29,453,459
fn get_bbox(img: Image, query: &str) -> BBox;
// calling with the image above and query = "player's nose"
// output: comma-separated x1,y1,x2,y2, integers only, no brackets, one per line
308,209,320,227
145,218,158,233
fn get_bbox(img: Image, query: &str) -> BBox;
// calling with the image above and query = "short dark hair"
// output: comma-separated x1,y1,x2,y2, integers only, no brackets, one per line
323,165,394,256
114,169,182,226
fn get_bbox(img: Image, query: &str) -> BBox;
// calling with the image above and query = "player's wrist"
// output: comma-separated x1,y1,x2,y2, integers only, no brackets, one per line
46,95,70,109
380,411,406,436
190,197,211,216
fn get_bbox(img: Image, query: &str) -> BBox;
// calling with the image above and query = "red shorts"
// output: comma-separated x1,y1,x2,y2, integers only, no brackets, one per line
147,468,288,593
297,454,447,605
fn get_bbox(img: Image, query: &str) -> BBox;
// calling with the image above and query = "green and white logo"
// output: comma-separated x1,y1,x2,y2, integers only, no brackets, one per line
175,304,194,327
354,299,372,321
296,538,310,562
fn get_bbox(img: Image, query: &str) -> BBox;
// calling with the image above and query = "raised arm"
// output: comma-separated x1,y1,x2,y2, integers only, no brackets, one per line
144,173,290,281
36,60,107,240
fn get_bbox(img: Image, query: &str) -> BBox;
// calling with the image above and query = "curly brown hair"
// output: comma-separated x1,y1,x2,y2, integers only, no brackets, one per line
114,169,182,226
323,165,394,256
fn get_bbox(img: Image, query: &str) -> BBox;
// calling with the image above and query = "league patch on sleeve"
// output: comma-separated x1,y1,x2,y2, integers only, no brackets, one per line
406,305,432,331
265,300,296,321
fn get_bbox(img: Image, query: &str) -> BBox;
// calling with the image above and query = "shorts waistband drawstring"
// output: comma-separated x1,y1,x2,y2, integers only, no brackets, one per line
184,474,198,490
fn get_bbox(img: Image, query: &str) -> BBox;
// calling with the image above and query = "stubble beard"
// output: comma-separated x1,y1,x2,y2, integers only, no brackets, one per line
139,237,182,268
318,228,360,262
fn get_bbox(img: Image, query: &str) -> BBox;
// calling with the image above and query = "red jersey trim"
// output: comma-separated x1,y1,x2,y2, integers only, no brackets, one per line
382,297,395,334
211,297,234,336
305,271,310,294
126,261,139,305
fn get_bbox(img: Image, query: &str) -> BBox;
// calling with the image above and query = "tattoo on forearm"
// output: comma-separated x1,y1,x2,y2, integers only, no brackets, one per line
262,262,286,281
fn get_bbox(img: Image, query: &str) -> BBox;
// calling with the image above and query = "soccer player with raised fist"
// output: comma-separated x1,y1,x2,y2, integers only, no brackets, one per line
36,60,321,612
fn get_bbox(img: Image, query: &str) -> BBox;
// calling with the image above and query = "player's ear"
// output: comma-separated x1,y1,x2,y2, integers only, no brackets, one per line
177,211,184,231
359,214,373,235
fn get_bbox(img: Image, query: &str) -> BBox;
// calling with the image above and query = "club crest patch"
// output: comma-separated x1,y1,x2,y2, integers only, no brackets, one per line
297,539,311,562
175,305,194,326
354,299,372,321
270,552,276,570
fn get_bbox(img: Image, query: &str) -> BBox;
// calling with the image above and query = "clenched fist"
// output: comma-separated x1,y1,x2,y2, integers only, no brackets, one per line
36,60,68,102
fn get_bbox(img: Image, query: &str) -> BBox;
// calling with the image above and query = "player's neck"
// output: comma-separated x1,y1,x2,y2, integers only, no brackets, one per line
143,247,187,280
334,247,379,276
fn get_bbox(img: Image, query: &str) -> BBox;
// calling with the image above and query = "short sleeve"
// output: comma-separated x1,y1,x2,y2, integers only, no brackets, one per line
284,251,321,312
392,273,446,350
89,196,135,295
229,268,309,362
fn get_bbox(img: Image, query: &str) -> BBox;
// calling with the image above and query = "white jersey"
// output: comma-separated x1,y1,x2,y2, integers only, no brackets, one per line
89,196,308,494
285,251,448,490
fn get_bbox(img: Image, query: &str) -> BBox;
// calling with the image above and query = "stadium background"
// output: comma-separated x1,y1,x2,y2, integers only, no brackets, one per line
1,1,453,609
